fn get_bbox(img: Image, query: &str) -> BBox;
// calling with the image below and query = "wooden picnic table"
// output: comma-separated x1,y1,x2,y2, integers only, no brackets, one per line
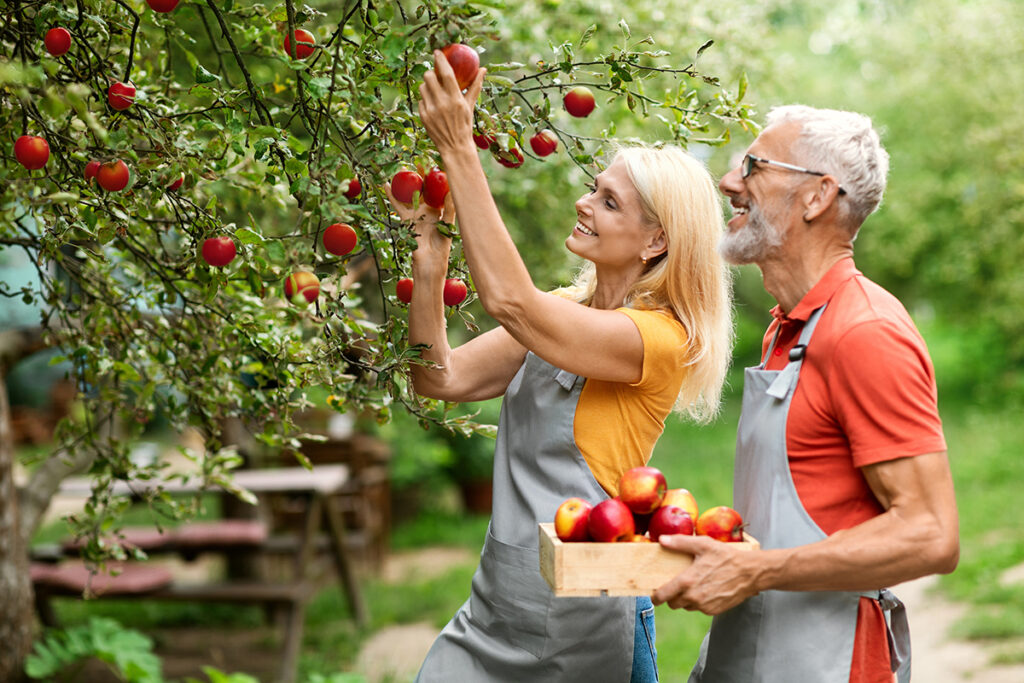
36,464,369,683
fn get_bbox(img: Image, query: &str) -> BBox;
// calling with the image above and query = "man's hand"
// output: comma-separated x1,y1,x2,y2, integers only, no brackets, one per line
652,534,762,615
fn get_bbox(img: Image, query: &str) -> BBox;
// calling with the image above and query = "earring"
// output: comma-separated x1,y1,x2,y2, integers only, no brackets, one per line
641,256,648,265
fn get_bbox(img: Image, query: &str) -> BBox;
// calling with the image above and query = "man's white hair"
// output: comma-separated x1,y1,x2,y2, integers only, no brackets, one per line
766,105,889,229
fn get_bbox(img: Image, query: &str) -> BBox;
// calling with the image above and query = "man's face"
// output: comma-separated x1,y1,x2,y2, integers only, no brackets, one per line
717,123,803,265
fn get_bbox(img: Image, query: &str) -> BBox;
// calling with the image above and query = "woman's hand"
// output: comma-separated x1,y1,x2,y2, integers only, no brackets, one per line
418,50,486,156
385,182,456,265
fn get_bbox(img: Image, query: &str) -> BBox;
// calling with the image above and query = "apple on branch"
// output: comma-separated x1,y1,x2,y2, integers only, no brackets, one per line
441,43,480,90
14,135,50,170
201,236,237,267
344,177,361,200
529,130,558,157
554,497,592,542
390,170,423,205
396,277,414,304
107,81,136,111
96,160,130,192
443,278,468,306
284,271,320,307
564,86,596,118
44,27,71,56
422,167,449,209
323,223,358,256
145,0,181,12
283,28,316,59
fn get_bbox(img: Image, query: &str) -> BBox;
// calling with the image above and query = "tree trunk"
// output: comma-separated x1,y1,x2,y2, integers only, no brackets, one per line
0,367,34,682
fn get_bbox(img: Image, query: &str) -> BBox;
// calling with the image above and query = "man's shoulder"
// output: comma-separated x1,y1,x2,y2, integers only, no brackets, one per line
829,272,916,330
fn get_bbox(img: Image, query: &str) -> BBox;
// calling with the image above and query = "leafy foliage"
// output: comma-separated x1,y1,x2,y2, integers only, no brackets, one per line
2,0,752,563
26,616,163,682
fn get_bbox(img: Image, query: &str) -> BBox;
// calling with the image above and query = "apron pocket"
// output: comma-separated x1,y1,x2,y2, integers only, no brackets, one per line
469,529,552,659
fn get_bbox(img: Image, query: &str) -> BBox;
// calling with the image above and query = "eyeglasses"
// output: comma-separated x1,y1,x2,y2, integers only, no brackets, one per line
741,153,846,195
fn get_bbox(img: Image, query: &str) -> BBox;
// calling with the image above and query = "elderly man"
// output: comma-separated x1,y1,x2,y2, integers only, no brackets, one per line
653,105,960,683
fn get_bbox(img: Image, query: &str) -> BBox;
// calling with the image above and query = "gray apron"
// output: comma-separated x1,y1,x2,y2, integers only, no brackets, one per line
690,305,911,683
417,351,635,681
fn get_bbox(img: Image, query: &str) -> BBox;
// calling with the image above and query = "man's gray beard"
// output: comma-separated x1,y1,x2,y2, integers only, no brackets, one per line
719,202,784,265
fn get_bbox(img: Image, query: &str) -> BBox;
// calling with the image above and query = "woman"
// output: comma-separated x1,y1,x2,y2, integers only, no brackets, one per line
394,52,733,682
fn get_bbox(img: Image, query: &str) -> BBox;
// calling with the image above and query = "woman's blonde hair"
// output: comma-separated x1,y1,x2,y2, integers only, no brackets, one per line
569,144,734,422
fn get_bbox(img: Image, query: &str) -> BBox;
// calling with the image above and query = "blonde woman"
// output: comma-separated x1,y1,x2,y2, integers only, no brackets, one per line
391,52,733,682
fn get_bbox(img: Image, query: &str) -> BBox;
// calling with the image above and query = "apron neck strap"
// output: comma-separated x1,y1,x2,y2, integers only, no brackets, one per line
760,304,828,368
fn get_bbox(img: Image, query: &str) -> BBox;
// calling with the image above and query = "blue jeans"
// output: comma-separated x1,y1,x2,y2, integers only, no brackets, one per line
631,596,658,682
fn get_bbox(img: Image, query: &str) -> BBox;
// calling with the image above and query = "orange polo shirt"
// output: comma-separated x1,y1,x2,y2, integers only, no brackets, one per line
574,307,690,496
761,257,946,682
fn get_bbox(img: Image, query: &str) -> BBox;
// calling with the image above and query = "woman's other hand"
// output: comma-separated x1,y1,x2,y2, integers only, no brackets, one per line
385,182,456,263
419,50,486,156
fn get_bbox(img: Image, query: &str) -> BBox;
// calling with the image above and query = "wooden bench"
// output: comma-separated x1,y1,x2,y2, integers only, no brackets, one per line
43,465,369,683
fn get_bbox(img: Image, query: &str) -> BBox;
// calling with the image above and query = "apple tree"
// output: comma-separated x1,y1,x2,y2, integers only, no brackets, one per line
0,0,755,676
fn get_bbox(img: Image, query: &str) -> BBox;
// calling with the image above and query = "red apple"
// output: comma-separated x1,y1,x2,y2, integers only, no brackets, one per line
496,147,524,169
422,167,449,209
201,236,236,267
284,271,320,307
564,86,596,118
145,0,180,11
14,135,49,170
96,160,130,191
619,466,667,515
84,160,100,182
473,132,495,150
107,81,136,111
44,27,72,56
344,177,361,200
442,278,468,306
554,497,593,542
283,28,316,59
391,170,423,205
696,505,745,543
323,222,358,256
648,505,695,542
167,173,185,192
529,130,558,157
441,43,480,90
588,498,635,542
396,277,414,304
661,488,699,521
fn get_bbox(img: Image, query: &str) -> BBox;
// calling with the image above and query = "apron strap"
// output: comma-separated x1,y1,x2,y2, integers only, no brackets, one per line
554,368,579,392
766,304,828,399
861,588,912,682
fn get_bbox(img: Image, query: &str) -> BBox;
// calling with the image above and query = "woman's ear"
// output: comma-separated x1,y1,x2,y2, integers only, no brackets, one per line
643,229,668,261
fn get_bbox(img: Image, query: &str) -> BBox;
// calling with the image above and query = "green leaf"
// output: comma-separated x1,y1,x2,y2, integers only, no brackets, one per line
578,24,597,49
195,64,221,84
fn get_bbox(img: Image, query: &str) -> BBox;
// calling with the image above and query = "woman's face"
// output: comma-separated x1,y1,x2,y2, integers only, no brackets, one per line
566,157,657,269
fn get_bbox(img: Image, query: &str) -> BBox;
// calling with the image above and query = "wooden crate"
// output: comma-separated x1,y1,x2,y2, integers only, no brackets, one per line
538,522,759,597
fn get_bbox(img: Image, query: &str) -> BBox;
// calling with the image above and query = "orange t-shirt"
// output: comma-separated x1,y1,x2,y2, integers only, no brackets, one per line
574,307,690,496
761,257,946,682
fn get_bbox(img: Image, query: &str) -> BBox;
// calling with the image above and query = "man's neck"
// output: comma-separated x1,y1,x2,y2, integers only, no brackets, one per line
760,238,853,314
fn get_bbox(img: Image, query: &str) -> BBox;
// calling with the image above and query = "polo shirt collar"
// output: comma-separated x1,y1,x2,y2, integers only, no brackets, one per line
769,257,861,323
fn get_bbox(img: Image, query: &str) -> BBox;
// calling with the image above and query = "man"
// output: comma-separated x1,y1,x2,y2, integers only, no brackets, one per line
652,105,960,683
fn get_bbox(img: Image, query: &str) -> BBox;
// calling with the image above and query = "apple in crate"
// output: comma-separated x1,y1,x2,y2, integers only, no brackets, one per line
619,466,667,515
648,505,694,542
587,498,635,543
554,497,592,542
661,488,699,520
697,505,745,542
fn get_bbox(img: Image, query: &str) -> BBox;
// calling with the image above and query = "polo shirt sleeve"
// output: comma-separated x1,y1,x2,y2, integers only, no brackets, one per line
617,308,689,394
828,320,947,468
